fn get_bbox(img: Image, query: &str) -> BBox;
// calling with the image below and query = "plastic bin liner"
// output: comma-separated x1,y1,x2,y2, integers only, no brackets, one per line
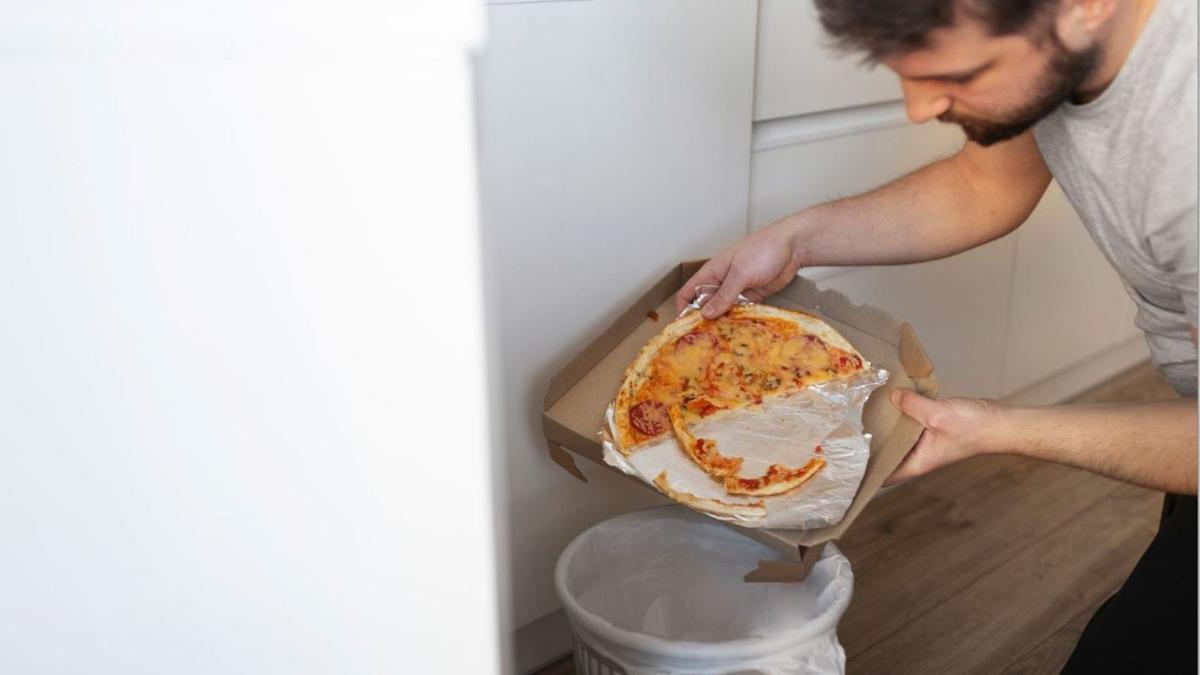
555,506,853,674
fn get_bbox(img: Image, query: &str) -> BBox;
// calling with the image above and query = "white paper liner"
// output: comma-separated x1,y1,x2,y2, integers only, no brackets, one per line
601,286,889,530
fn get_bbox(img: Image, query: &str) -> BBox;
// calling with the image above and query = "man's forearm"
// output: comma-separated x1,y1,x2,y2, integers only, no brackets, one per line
991,399,1198,494
773,133,1052,269
783,156,993,267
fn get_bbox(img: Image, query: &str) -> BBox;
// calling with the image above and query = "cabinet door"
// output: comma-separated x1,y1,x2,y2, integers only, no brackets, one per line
799,246,1016,399
748,120,1014,398
477,0,758,630
750,116,964,233
1001,183,1144,395
754,0,900,121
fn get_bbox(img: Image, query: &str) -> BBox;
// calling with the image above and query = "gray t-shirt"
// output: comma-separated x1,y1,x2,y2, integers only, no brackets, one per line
1034,0,1198,396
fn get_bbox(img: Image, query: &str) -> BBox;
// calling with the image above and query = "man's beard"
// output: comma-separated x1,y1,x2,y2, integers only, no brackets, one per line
939,39,1099,146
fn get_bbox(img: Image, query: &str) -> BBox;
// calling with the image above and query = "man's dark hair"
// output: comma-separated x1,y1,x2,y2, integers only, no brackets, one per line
814,0,1057,62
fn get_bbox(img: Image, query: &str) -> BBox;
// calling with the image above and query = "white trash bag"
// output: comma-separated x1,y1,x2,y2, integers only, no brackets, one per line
555,506,854,675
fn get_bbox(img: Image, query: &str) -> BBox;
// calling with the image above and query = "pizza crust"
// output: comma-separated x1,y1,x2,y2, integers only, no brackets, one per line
723,458,826,497
653,471,766,519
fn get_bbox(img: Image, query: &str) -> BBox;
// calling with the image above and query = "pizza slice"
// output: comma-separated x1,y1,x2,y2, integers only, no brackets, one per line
653,471,766,519
723,457,826,497
667,404,742,478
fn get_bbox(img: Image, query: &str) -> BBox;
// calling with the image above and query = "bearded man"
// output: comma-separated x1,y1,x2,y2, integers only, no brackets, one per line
677,0,1197,670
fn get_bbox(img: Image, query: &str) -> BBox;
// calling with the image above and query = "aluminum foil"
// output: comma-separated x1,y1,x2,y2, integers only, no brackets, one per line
601,287,888,530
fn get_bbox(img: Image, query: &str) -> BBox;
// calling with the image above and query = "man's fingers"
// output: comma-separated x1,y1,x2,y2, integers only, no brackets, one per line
884,390,944,487
675,261,726,314
890,389,939,426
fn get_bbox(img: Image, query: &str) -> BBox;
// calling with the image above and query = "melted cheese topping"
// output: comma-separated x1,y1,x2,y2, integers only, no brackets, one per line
628,315,862,445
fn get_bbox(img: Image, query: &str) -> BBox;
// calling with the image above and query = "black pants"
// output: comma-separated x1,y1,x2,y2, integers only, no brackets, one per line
1061,494,1198,674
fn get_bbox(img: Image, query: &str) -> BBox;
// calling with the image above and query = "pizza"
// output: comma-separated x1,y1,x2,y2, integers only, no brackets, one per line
609,303,866,512
653,471,766,519
614,303,866,454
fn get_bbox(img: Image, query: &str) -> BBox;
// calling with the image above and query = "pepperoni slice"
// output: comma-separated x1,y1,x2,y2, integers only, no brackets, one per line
835,352,863,371
674,331,719,351
629,400,669,436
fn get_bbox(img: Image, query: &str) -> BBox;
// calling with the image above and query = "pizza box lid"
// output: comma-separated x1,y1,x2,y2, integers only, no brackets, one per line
542,260,937,581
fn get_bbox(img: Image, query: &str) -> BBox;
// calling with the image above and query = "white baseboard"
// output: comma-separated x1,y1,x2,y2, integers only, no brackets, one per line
1002,335,1150,406
513,609,572,674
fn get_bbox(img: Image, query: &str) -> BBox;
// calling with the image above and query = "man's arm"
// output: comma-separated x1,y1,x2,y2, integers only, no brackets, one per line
888,392,1199,495
679,131,1053,316
787,130,1052,267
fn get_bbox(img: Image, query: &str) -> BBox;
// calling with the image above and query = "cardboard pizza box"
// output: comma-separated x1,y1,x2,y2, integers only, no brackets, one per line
542,260,938,582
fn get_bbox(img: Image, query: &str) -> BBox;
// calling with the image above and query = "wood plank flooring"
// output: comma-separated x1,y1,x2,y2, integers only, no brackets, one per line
534,363,1179,674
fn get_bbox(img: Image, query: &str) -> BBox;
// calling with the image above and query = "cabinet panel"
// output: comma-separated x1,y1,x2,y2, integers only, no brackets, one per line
748,120,964,234
754,0,901,121
749,121,1009,397
1001,183,1142,395
749,119,964,232
477,0,757,629
749,123,1143,400
801,242,1015,399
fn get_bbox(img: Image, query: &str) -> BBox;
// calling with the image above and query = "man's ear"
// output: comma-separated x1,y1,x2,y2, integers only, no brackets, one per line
1054,0,1117,51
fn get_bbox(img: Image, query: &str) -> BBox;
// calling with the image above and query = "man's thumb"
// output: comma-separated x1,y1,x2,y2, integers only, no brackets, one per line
890,389,937,425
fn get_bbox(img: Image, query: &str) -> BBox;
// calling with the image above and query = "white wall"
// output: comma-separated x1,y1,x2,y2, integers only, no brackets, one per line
0,3,501,673
475,0,758,661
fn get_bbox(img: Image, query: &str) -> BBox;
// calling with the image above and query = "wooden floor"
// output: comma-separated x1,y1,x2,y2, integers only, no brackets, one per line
536,363,1178,675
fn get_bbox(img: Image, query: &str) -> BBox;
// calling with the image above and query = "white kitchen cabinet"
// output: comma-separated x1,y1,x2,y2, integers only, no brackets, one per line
803,242,1016,399
754,0,900,121
748,115,1145,400
476,0,758,645
747,119,1020,398
748,116,965,232
1001,183,1146,396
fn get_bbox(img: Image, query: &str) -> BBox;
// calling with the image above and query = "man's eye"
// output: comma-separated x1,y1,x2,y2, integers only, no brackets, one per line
948,74,975,85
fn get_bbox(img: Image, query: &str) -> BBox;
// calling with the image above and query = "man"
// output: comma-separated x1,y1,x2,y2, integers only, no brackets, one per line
676,0,1196,670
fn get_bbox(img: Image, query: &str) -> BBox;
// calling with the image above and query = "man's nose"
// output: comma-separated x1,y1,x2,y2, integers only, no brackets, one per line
901,80,952,123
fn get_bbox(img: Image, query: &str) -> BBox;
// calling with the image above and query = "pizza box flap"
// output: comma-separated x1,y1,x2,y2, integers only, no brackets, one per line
543,260,937,557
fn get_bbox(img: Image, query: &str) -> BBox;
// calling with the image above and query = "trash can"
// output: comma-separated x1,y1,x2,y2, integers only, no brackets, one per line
554,505,854,675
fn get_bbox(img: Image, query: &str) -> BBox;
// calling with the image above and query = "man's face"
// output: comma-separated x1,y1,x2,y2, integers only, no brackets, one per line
882,12,1099,146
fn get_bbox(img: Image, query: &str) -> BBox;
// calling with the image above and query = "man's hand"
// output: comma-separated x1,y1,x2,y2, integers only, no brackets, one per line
885,389,1198,494
674,223,803,319
885,390,1005,486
